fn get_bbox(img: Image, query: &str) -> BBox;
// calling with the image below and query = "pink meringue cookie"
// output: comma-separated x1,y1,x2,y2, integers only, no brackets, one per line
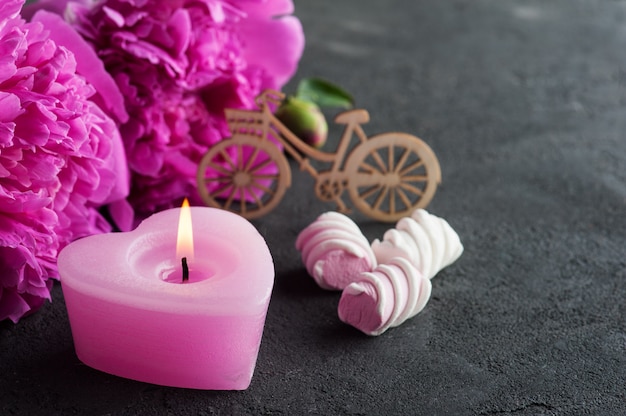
371,209,463,280
295,212,377,290
338,257,432,336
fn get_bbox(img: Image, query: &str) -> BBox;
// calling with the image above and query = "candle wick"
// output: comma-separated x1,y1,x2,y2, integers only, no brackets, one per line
182,257,189,282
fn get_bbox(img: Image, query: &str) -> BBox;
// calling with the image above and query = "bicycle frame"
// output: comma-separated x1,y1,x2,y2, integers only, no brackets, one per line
203,89,442,221
253,93,370,180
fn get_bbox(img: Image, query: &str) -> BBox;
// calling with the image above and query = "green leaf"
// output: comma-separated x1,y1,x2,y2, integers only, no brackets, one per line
295,78,354,109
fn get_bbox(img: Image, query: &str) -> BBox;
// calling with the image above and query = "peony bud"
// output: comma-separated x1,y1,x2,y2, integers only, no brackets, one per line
275,97,328,148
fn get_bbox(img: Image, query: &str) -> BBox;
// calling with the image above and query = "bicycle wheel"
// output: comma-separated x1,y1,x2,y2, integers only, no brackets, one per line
196,135,291,219
344,133,441,222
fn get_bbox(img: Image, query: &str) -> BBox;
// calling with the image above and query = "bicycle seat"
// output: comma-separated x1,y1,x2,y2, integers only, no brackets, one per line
334,109,370,125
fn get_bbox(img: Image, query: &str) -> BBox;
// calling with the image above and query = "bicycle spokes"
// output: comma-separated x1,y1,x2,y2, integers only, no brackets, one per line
196,136,290,219
345,133,440,222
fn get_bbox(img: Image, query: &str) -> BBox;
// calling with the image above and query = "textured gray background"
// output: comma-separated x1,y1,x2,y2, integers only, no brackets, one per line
2,1,625,415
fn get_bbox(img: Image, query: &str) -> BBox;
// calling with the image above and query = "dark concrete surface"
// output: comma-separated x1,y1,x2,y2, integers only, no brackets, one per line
2,0,625,414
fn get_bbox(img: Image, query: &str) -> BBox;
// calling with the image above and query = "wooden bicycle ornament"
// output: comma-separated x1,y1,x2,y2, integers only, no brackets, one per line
196,89,441,222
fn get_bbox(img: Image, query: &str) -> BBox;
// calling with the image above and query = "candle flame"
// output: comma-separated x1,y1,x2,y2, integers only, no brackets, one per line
176,198,194,262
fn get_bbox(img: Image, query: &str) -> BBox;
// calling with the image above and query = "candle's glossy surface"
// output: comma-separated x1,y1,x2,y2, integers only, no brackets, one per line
58,207,274,390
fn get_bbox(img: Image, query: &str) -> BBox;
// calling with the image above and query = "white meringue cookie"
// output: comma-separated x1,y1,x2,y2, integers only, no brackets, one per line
371,209,463,280
338,257,432,336
295,212,377,290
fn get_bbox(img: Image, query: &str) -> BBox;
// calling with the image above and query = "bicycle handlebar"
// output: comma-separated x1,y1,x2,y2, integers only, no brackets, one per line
255,89,285,109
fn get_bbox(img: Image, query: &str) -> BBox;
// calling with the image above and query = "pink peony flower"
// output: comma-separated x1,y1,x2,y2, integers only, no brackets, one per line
0,0,129,323
50,0,304,218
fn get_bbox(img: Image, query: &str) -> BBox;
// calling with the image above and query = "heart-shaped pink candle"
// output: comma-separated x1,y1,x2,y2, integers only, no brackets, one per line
57,204,274,390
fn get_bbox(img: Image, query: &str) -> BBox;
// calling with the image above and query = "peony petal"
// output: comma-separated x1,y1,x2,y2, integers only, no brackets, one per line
32,10,129,123
237,0,295,18
107,198,135,231
238,14,304,88
0,91,22,122
21,0,74,21
102,5,125,28
0,287,32,323
21,0,98,21
167,8,191,58
0,0,22,27
101,127,130,202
